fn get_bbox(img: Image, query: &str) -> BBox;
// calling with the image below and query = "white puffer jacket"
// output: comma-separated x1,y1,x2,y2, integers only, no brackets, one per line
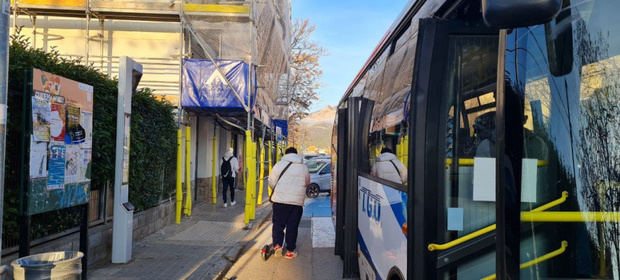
370,152,408,184
268,153,310,206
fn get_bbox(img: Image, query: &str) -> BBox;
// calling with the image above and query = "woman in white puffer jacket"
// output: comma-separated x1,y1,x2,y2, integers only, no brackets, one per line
370,147,408,184
267,147,310,259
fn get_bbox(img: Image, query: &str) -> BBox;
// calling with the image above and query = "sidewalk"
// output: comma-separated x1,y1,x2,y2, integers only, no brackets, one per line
224,195,344,280
90,186,272,280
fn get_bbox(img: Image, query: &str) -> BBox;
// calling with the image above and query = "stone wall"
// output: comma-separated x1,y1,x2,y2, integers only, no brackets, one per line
2,199,176,268
196,177,244,202
196,177,218,202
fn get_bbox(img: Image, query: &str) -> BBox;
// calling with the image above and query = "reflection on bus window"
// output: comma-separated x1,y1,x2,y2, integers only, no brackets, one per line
506,0,620,278
367,123,408,186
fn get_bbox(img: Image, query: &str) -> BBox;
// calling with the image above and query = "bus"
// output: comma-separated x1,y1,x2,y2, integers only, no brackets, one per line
330,0,620,279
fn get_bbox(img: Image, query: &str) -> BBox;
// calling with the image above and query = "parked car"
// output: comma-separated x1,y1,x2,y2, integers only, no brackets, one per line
305,159,331,198
303,154,319,161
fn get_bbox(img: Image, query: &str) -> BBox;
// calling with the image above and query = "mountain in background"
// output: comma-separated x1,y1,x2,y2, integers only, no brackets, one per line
293,105,337,154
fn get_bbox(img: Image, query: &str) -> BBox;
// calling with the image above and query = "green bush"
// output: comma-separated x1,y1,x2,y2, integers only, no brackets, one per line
3,34,177,245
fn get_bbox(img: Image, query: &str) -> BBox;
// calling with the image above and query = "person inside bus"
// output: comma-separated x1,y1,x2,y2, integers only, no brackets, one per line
473,111,496,157
268,147,310,259
370,147,407,184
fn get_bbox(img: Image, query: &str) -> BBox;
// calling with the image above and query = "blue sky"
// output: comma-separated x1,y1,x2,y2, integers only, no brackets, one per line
291,0,409,112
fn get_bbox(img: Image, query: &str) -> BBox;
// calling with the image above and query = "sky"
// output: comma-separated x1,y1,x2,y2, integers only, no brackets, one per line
291,0,409,112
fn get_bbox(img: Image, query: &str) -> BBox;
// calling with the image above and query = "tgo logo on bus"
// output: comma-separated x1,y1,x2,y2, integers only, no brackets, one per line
360,187,381,221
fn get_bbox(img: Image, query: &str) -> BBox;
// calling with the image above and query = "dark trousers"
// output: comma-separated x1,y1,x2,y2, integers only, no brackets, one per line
272,202,303,251
222,177,235,203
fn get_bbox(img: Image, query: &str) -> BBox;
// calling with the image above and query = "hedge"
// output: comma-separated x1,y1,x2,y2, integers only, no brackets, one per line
3,34,177,244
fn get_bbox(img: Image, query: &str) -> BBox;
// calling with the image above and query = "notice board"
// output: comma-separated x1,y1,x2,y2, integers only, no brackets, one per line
27,68,94,215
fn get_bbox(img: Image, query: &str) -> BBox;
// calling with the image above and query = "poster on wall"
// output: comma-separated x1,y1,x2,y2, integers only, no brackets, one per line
32,92,51,142
27,68,94,215
80,111,93,148
30,139,48,179
50,102,66,142
47,144,66,190
65,145,82,184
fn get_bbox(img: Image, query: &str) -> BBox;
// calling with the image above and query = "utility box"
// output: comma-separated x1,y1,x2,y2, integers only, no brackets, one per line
112,56,142,264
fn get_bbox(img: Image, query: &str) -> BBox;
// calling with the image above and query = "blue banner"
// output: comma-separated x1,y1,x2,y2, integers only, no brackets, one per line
272,119,288,137
181,59,255,111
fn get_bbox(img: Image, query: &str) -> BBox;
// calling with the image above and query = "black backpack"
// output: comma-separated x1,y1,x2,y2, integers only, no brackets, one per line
221,157,233,179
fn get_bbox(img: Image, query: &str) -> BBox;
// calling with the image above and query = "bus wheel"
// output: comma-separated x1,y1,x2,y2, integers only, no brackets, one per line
306,184,320,198
387,267,404,280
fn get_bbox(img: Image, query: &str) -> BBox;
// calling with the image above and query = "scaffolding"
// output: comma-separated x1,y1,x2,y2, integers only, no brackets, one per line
10,0,292,226
9,0,292,117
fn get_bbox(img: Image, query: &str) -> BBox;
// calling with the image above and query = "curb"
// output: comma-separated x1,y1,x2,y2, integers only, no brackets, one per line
215,203,273,280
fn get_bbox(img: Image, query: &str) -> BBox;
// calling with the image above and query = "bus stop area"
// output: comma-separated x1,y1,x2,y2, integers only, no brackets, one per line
88,193,343,280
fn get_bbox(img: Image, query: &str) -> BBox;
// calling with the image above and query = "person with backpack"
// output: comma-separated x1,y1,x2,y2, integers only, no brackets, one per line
266,147,310,259
371,147,407,184
221,147,240,208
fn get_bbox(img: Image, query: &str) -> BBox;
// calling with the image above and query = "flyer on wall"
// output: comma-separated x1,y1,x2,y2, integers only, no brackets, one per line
66,105,86,144
32,92,52,142
65,145,82,184
30,139,48,179
47,144,66,190
50,103,66,142
80,111,93,148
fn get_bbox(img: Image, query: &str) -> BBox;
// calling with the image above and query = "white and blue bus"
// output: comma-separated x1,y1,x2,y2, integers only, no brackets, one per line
331,0,620,279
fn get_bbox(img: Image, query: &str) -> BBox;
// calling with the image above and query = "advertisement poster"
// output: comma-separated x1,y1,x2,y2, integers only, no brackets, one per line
65,145,82,184
80,111,92,148
47,145,66,190
32,92,51,142
66,105,86,144
30,140,48,178
81,149,92,180
50,103,66,142
27,69,94,215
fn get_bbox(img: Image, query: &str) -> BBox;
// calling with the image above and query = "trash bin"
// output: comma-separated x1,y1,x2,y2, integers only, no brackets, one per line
11,251,83,280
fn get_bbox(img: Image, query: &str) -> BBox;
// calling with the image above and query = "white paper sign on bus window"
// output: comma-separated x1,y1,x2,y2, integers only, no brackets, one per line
472,157,496,201
472,157,539,202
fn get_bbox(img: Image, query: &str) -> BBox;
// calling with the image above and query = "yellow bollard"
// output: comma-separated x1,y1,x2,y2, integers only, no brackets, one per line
175,128,183,224
211,126,217,204
403,135,409,168
257,139,265,205
184,126,192,216
267,140,272,196
249,141,257,219
244,130,252,225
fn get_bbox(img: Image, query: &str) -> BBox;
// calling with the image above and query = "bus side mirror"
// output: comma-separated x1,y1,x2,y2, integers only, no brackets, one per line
482,0,562,28
545,2,573,77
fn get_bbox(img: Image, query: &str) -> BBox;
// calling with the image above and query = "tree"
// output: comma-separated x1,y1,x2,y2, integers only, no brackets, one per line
285,19,325,146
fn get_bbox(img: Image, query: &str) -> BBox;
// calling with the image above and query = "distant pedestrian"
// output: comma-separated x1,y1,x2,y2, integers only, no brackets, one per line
371,147,407,184
267,147,310,259
221,147,240,208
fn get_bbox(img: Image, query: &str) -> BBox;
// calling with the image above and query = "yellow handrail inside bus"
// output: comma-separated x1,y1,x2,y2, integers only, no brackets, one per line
428,191,568,251
481,241,568,280
531,191,568,212
427,224,496,251
521,211,620,222
445,158,548,167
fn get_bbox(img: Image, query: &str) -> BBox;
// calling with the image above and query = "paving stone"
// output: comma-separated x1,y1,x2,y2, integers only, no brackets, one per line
89,186,273,280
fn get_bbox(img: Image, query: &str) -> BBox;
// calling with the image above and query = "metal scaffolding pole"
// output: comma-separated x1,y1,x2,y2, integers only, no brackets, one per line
0,0,11,261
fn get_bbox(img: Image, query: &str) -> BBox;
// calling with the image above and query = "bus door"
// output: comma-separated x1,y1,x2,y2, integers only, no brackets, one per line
408,19,500,279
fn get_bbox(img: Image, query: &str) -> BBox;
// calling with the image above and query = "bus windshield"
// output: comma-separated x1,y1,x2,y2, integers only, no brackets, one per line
506,0,620,277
